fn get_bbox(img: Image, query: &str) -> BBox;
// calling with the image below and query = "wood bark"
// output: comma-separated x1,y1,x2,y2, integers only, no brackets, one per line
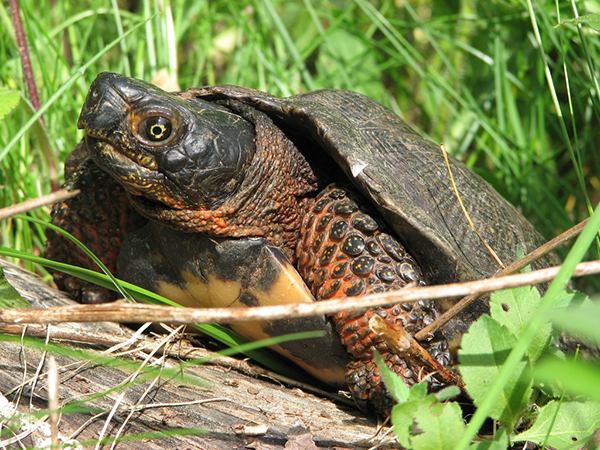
0,260,400,449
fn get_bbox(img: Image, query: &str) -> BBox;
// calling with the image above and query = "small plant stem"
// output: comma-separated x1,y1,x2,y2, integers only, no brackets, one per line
9,0,61,191
0,189,79,221
369,315,465,391
9,0,42,115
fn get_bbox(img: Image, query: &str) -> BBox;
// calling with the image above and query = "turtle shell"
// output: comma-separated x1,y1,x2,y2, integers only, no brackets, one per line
46,75,562,411
178,85,558,338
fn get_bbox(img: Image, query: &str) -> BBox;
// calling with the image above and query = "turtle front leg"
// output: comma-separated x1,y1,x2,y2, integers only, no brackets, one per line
297,185,453,413
45,145,147,303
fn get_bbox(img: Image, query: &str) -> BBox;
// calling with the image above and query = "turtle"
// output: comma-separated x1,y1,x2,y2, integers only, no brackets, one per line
45,72,558,413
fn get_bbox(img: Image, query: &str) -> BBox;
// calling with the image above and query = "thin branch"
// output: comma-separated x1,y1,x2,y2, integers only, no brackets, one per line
0,189,79,220
370,315,465,391
1,260,598,326
415,217,589,340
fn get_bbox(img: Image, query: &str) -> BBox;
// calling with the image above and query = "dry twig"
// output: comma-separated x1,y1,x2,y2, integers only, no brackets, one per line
0,260,598,326
0,189,79,220
415,217,589,340
369,315,465,390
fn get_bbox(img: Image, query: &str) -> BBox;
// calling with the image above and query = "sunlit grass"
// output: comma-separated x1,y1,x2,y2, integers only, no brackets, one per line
1,0,597,268
1,1,599,446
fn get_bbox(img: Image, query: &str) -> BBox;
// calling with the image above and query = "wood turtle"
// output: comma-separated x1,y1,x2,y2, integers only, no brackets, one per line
45,72,558,412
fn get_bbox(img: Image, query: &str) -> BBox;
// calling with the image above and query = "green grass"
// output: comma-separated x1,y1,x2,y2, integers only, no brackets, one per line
1,0,598,271
1,0,600,446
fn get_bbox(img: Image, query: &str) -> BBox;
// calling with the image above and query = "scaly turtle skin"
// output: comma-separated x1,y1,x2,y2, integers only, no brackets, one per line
46,73,557,413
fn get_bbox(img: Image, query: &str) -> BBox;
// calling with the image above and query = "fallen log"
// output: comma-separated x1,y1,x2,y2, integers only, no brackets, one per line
0,259,398,449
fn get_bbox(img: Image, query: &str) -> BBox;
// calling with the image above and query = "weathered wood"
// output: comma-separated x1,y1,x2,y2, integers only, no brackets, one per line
0,260,400,449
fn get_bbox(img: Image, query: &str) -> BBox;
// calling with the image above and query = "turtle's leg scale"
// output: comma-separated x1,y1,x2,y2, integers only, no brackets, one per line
45,156,146,303
297,184,452,413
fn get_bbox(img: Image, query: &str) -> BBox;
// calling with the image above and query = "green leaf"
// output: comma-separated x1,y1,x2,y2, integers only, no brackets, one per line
375,352,431,448
534,358,600,402
557,13,600,31
514,400,600,449
552,290,588,309
0,88,20,121
390,382,428,447
0,265,30,308
489,286,552,362
411,399,465,450
374,351,410,403
433,385,461,402
392,398,421,447
458,314,532,430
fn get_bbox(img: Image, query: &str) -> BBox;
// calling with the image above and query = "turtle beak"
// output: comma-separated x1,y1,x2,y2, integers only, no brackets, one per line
78,72,164,133
78,73,128,134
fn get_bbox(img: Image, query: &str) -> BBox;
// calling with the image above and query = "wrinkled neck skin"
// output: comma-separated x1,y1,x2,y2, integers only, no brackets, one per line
131,101,318,261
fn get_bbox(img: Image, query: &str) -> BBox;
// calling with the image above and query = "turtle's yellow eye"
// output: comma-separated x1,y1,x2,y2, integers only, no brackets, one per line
140,116,172,142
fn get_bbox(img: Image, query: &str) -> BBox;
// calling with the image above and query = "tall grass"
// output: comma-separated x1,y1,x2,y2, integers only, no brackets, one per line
1,0,598,274
1,1,599,446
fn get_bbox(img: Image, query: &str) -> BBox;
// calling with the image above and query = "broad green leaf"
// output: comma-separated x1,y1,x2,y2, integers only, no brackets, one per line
489,286,551,362
410,381,428,400
0,88,20,120
515,400,600,449
0,265,30,308
376,354,431,448
534,358,600,402
459,314,532,430
374,351,409,403
552,290,588,309
392,398,421,447
433,385,461,402
390,382,428,447
557,13,600,31
411,399,465,450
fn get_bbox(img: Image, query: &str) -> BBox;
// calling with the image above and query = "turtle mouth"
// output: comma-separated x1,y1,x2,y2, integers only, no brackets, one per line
84,128,159,170
85,135,189,209
117,141,159,172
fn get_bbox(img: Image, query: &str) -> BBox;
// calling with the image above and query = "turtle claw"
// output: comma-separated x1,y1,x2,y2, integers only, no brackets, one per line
80,287,115,304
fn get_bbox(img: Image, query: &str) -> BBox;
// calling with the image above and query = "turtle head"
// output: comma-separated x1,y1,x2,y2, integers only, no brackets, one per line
78,72,256,210
78,72,317,253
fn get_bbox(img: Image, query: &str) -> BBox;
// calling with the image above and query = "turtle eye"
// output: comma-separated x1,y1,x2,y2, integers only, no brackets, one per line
139,116,173,143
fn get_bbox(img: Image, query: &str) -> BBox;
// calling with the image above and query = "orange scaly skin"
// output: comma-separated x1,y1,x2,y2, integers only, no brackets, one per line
45,158,146,303
297,186,451,412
